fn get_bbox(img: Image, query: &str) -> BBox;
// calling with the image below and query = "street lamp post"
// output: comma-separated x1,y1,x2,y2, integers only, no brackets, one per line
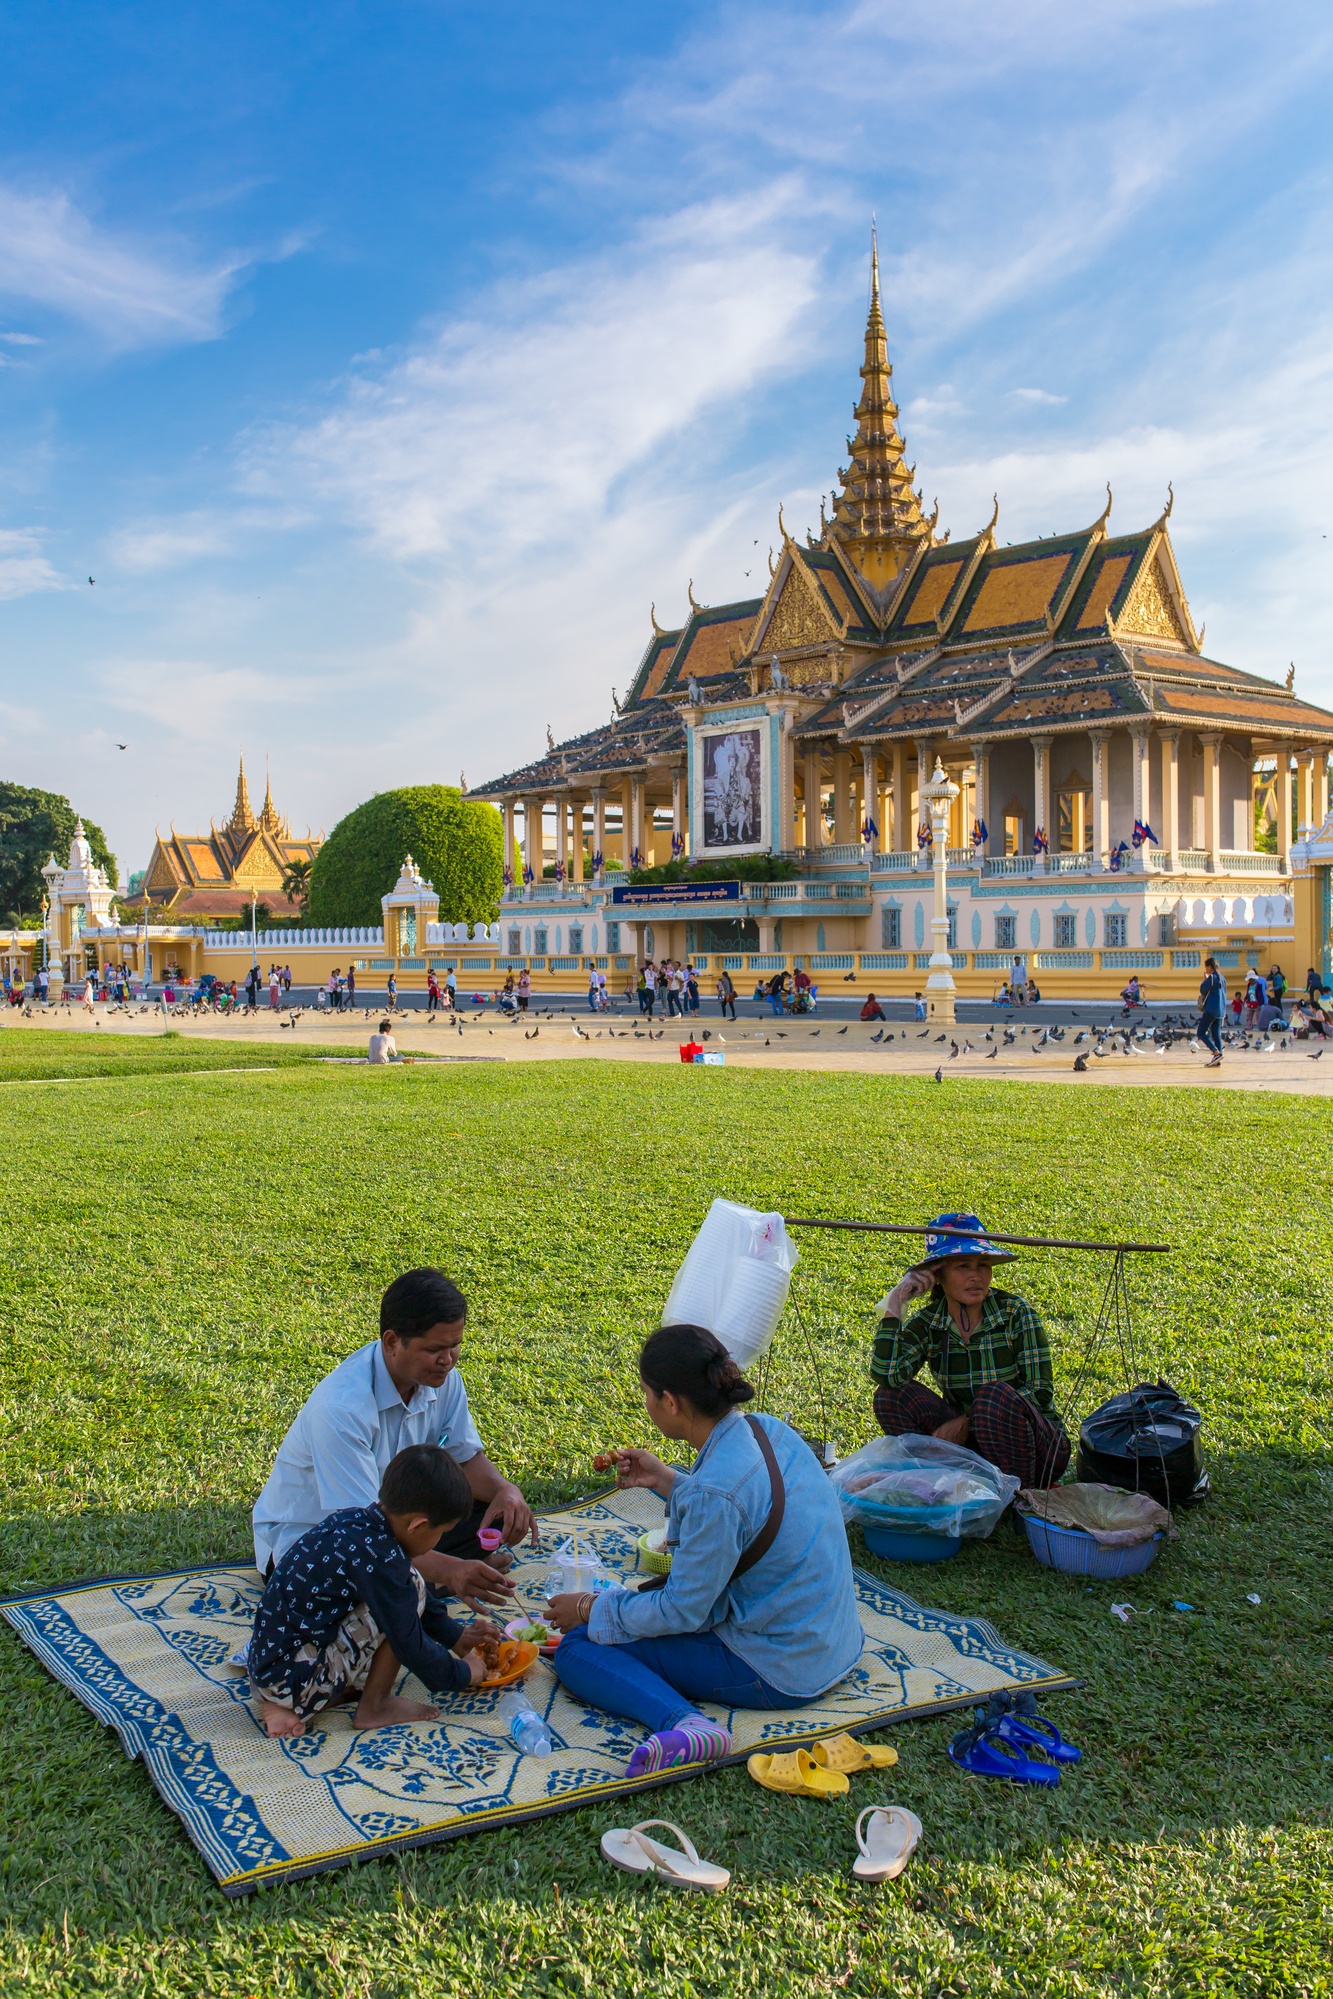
922,759,960,1025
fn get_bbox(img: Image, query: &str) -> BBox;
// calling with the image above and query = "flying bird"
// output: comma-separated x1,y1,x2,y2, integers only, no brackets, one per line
116,742,128,750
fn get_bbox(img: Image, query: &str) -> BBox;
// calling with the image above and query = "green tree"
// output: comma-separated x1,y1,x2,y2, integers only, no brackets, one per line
0,782,117,923
279,856,313,911
307,785,502,928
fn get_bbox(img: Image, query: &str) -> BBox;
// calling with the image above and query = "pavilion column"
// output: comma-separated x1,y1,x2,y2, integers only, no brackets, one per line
1275,753,1293,869
555,798,569,886
804,748,824,850
501,799,516,884
860,746,880,850
914,738,933,863
619,778,633,869
671,767,685,859
1090,731,1110,870
1316,752,1331,828
1129,730,1151,872
832,750,853,843
1031,735,1052,874
524,795,544,887
1297,750,1316,832
630,776,646,865
590,788,606,878
1201,733,1223,873
957,766,971,853
970,742,990,855
569,796,585,884
891,743,909,851
1161,733,1180,871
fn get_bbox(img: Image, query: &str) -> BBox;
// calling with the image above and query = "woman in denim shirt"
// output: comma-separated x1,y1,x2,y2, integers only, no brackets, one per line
549,1325,863,1779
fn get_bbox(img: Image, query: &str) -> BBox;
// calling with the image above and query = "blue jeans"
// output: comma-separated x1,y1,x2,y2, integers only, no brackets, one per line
1198,1012,1222,1054
553,1624,815,1733
769,991,784,1015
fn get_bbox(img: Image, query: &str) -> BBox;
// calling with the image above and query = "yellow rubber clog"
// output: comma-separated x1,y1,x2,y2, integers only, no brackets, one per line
746,1748,849,1797
809,1731,899,1775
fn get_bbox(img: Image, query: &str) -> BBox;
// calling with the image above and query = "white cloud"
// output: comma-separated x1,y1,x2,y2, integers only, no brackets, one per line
0,528,60,600
1011,388,1067,406
0,184,243,347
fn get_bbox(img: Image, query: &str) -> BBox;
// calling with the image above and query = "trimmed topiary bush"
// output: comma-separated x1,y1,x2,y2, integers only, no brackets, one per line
307,786,502,928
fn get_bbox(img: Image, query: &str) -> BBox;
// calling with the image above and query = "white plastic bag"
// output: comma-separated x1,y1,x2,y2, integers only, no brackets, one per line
663,1198,798,1367
831,1432,1018,1539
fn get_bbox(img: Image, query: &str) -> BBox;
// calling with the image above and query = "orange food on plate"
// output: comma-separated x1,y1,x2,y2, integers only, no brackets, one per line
477,1639,539,1689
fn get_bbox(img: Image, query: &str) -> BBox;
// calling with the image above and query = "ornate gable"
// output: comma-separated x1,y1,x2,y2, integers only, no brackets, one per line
1113,555,1189,647
759,556,843,655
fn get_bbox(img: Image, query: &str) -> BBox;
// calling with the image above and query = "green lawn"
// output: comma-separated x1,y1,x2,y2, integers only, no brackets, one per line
0,1040,1329,1996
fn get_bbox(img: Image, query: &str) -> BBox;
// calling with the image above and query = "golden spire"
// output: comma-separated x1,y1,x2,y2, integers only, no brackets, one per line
230,754,256,835
828,228,930,590
258,754,287,838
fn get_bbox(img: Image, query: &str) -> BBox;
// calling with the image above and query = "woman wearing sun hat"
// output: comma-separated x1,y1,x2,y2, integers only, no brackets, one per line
869,1212,1069,1489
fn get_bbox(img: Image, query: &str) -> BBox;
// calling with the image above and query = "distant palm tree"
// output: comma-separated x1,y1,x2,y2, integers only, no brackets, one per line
280,858,313,911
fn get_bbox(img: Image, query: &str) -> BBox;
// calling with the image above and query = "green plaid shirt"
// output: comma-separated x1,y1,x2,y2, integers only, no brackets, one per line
870,1288,1062,1427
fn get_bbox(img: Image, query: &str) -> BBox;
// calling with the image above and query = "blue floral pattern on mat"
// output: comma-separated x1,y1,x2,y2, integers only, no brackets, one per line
2,1485,1070,1894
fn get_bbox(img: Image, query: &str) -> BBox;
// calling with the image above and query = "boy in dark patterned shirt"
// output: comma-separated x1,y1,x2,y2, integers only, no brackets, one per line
249,1444,498,1738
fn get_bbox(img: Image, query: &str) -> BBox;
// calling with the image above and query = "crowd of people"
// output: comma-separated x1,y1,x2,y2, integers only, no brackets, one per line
636,960,701,1017
244,1220,1070,1775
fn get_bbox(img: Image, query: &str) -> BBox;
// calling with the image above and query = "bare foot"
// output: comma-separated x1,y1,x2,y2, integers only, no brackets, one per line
351,1694,439,1730
262,1700,307,1739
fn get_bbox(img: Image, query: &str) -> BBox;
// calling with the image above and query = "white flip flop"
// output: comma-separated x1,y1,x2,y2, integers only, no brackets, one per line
600,1818,731,1892
851,1805,923,1883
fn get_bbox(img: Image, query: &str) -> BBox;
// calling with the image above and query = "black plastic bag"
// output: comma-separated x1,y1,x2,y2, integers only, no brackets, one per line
1077,1379,1207,1507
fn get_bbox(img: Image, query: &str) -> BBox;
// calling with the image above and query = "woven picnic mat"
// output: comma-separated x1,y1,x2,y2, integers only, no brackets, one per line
2,1486,1071,1893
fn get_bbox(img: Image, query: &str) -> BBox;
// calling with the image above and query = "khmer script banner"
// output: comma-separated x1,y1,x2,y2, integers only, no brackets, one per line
611,881,741,906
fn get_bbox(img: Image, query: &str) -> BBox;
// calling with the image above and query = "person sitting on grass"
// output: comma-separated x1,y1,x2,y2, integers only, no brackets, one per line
859,993,886,1022
249,1444,499,1739
547,1324,863,1779
869,1212,1069,1490
368,1019,399,1063
252,1268,536,1609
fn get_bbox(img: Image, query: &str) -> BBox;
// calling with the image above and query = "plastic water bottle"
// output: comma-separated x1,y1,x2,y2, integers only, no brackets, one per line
498,1690,552,1756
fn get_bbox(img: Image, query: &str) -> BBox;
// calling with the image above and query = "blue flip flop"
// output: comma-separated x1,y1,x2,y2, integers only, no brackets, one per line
947,1718,1061,1787
991,1692,1082,1765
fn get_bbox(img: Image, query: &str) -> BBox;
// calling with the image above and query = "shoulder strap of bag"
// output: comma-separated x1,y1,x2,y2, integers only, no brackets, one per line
635,1412,788,1594
729,1414,786,1581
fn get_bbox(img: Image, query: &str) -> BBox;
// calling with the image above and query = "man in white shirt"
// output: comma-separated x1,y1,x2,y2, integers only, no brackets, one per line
252,1268,535,1605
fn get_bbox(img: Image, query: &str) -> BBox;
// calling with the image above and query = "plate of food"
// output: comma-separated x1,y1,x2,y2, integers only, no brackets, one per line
505,1616,561,1657
469,1637,539,1689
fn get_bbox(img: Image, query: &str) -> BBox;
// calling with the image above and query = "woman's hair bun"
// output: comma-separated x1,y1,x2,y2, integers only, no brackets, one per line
640,1323,756,1417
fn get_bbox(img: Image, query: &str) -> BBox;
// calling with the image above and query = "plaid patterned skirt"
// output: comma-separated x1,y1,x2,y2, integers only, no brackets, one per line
873,1378,1069,1488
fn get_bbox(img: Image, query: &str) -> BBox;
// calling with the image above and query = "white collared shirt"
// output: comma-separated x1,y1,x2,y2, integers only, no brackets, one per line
251,1339,483,1570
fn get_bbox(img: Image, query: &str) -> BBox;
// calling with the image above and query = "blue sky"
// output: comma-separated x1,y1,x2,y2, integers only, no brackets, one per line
3,0,1333,879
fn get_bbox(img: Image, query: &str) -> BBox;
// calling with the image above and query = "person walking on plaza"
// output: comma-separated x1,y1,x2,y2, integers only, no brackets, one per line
716,968,737,1020
269,966,281,1010
516,968,531,1013
387,971,398,1011
685,963,700,1015
587,967,601,1013
445,967,457,1011
427,971,441,1014
346,966,356,1010
1197,955,1225,1067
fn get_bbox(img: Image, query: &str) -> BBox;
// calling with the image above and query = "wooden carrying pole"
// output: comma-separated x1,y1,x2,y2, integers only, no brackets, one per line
784,1218,1169,1254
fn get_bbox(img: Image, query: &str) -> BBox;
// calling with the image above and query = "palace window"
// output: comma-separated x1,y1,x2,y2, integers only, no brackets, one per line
567,925,583,954
506,928,522,955
533,927,548,956
1003,814,1025,856
1158,911,1176,945
605,921,620,954
1053,913,1077,949
995,914,1016,950
1104,912,1127,947
881,906,901,948
946,907,957,949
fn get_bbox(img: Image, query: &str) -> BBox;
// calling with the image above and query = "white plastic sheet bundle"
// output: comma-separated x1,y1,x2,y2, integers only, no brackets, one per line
663,1198,798,1367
